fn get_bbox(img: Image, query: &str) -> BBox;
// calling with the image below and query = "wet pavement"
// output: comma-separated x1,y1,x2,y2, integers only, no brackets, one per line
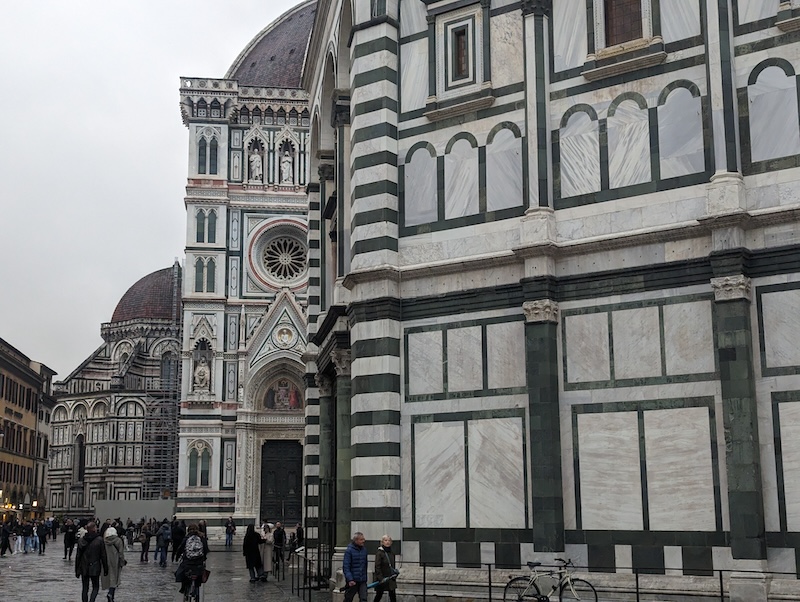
0,544,315,602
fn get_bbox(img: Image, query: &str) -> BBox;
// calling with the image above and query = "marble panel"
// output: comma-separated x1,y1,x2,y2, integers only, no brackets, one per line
661,0,701,44
750,66,800,163
560,112,602,197
401,40,428,113
645,407,717,531
414,421,467,528
480,542,495,565
491,12,524,89
468,417,526,528
445,139,480,220
737,0,778,24
608,100,652,189
762,289,800,368
663,301,716,375
447,326,483,392
553,0,587,72
407,331,444,395
486,321,526,389
778,402,800,531
400,0,427,37
578,411,644,530
403,540,420,563
664,546,683,575
443,541,457,564
565,313,611,383
487,128,524,211
615,544,633,573
659,88,705,179
768,547,797,576
405,146,438,226
612,307,662,379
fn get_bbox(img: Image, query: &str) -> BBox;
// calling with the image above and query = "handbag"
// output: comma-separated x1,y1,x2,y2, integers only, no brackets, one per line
201,568,211,583
119,557,128,568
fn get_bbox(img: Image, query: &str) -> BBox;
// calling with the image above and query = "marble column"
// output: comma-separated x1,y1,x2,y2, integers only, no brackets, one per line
333,95,351,277
523,299,564,553
319,164,335,309
332,350,352,547
316,373,335,483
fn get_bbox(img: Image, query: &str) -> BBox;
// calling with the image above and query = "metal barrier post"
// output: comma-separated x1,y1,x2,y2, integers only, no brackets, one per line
719,570,724,601
488,563,492,602
423,563,427,602
635,569,640,602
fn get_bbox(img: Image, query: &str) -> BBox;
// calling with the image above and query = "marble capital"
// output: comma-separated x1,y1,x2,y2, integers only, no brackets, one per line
521,0,551,17
523,299,559,323
711,275,752,303
318,163,335,182
331,349,352,376
315,373,333,397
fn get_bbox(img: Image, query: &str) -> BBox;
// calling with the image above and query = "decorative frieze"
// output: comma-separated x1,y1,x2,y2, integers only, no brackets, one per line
523,299,560,323
711,275,752,303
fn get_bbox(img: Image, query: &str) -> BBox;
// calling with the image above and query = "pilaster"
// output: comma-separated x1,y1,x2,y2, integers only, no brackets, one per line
332,350,352,547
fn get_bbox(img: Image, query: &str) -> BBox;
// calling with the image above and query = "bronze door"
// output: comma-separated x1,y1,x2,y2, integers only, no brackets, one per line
260,440,302,524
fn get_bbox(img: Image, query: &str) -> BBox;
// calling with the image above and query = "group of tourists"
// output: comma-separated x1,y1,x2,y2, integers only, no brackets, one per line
238,518,304,583
343,532,399,602
0,516,61,555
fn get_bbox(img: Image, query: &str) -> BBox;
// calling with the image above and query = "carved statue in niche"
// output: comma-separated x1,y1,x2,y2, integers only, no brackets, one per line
193,356,211,392
264,378,303,411
249,152,263,181
280,151,293,184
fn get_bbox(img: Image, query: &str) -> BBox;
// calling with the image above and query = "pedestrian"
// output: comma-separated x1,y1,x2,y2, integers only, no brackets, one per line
139,524,152,562
343,532,368,602
0,521,11,556
198,519,207,537
125,522,134,552
13,522,23,553
296,522,304,548
155,519,171,567
242,524,267,582
225,516,236,548
261,522,274,578
175,523,209,596
64,518,78,560
171,519,186,563
373,535,399,602
38,521,47,555
101,526,126,602
273,521,286,568
52,517,60,541
75,521,109,602
22,520,33,553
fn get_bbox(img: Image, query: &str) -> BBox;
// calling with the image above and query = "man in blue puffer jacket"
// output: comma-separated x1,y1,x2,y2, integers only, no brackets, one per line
343,532,368,602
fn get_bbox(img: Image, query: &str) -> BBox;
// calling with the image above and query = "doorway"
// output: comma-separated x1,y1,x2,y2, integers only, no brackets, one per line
260,440,302,524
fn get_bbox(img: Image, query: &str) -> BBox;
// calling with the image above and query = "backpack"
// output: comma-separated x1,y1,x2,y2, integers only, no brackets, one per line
184,534,203,559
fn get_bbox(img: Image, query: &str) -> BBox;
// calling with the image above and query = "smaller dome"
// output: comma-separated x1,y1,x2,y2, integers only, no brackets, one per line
111,265,181,323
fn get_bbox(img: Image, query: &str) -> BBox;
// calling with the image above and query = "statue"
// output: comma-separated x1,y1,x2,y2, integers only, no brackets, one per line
280,151,293,184
249,152,263,181
193,356,210,392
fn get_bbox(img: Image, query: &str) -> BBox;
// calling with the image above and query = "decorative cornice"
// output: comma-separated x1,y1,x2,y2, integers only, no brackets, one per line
711,275,752,303
523,299,559,323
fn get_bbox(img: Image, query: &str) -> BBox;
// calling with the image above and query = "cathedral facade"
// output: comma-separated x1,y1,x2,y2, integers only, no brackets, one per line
175,0,316,530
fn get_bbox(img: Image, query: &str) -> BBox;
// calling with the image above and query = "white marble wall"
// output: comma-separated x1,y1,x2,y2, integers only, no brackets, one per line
779,402,800,531
565,312,611,383
445,139,479,219
487,128,524,211
447,326,483,392
553,0,587,72
468,417,526,528
400,0,427,37
737,0,779,24
560,112,601,197
491,12,523,89
414,421,467,527
401,39,428,113
612,307,662,379
608,100,652,189
761,288,800,369
749,66,800,163
645,407,717,531
486,320,526,389
578,411,644,530
404,147,438,226
659,88,705,179
663,300,715,375
407,330,443,394
661,0,701,44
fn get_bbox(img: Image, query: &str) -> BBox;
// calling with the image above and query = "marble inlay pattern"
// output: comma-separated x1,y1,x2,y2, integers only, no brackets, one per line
487,128,524,211
578,411,644,530
749,66,800,163
661,0,701,44
407,331,444,395
659,88,705,179
565,313,611,383
404,147,438,226
447,326,483,392
737,0,779,24
445,139,480,220
779,402,800,531
560,112,601,197
645,407,717,531
663,301,715,375
468,418,526,528
762,288,800,368
414,421,467,528
401,40,428,113
612,307,662,379
486,321,526,389
553,0,587,72
608,100,652,189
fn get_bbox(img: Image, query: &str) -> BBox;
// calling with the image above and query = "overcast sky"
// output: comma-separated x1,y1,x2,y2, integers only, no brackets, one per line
0,0,305,379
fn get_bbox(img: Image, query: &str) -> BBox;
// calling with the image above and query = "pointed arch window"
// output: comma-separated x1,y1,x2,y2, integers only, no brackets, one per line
206,259,216,293
198,139,207,174
194,258,204,292
200,449,210,486
240,106,250,123
75,434,85,482
207,210,217,244
195,209,217,244
209,139,218,175
196,211,206,243
188,449,198,486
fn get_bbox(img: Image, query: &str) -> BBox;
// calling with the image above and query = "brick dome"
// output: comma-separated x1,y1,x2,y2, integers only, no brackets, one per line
111,265,181,323
225,0,316,88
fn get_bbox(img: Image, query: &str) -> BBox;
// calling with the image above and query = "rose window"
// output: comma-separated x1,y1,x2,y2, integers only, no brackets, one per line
263,237,306,282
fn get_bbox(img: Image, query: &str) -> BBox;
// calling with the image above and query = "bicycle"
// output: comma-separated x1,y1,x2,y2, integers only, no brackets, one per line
503,558,597,602
180,564,207,601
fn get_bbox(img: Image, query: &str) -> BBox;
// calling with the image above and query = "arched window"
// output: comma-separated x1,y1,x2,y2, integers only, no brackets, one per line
206,259,216,293
188,449,198,486
209,139,218,175
198,138,207,174
196,210,206,243
194,258,204,293
252,107,262,124
200,449,210,486
75,434,86,482
240,106,249,123
196,99,207,118
277,108,286,125
210,100,221,118
207,211,217,244
160,352,178,390
266,108,274,125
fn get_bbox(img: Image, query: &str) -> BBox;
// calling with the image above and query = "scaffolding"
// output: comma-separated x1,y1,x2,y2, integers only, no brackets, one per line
140,372,180,501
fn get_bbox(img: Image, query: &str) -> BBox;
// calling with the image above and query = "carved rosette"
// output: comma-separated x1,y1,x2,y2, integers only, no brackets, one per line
523,299,560,323
331,350,351,376
315,373,333,397
711,275,752,302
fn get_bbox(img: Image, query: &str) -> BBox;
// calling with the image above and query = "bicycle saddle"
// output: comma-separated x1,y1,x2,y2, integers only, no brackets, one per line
526,561,542,568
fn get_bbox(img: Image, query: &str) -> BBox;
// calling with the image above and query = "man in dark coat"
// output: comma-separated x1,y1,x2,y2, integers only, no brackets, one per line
63,518,78,560
343,532,368,602
75,521,109,602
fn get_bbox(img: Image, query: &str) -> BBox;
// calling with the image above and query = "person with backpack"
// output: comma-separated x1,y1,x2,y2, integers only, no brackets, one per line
175,523,209,596
155,519,171,567
75,521,109,602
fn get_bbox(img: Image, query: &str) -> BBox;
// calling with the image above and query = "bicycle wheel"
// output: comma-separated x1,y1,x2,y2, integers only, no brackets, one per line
504,576,542,602
559,577,597,602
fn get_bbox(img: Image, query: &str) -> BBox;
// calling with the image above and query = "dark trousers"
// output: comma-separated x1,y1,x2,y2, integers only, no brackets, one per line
39,537,46,554
0,538,9,555
374,587,397,602
344,582,367,602
81,574,100,602
65,542,75,559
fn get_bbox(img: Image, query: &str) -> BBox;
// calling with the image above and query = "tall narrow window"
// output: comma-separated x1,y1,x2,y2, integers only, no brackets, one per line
605,0,642,47
452,27,469,80
194,258,204,293
207,211,217,244
198,139,207,174
188,449,198,486
209,139,218,175
196,210,205,243
200,449,210,486
206,259,216,293
75,434,85,482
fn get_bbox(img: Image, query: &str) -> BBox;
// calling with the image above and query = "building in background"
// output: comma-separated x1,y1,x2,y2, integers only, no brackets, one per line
0,337,55,521
174,0,314,532
48,262,182,516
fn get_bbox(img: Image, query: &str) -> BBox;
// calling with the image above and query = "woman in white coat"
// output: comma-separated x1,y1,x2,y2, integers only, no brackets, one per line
101,527,126,601
260,522,275,580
